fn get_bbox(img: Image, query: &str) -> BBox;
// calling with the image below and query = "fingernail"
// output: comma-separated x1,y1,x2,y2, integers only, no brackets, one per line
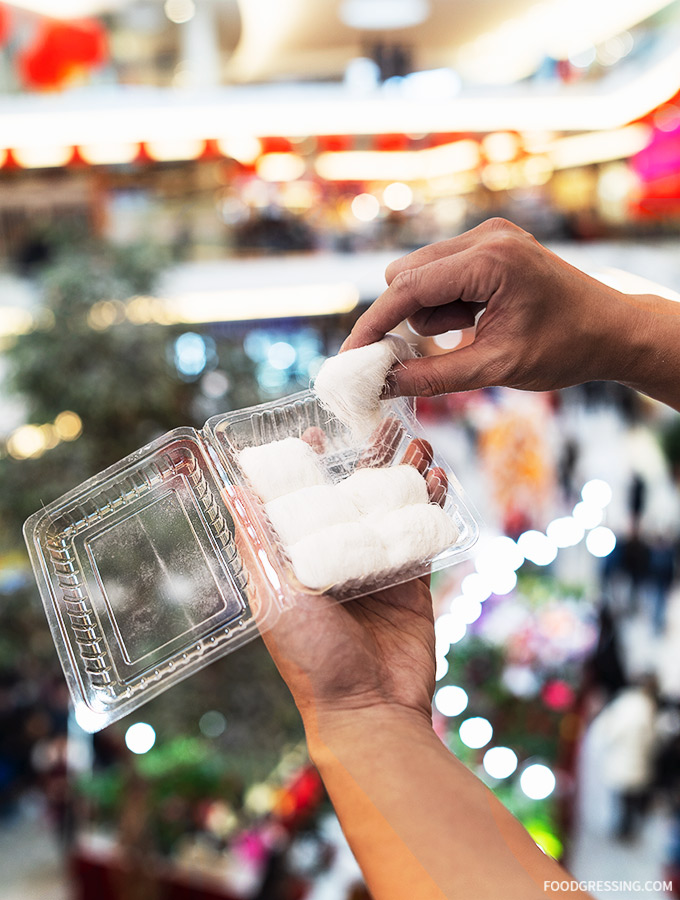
381,370,400,399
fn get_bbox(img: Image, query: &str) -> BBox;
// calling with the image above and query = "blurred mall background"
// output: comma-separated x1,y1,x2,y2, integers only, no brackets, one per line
2,0,680,898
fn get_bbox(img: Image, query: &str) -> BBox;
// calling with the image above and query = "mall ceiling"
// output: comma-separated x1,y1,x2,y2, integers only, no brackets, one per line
5,0,677,86
227,0,539,82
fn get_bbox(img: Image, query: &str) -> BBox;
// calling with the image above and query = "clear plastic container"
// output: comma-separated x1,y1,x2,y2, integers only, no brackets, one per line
24,390,479,731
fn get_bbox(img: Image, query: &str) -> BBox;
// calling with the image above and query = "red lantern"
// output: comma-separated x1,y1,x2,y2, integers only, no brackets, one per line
18,18,108,90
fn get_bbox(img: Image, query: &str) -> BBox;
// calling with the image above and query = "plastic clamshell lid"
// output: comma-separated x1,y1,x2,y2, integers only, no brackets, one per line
205,390,480,602
23,427,260,732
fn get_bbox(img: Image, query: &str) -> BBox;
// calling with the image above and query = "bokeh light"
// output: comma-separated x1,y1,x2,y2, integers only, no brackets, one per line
450,594,483,625
572,501,603,529
199,711,227,739
459,717,493,749
483,746,518,779
125,722,157,755
520,764,556,800
351,193,380,222
174,332,208,378
164,0,195,24
585,526,617,558
546,516,585,548
461,572,493,603
516,531,557,567
383,182,413,211
434,685,469,717
581,478,613,508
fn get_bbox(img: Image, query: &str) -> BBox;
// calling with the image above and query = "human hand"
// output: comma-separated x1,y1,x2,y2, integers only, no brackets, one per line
232,424,447,734
343,218,649,398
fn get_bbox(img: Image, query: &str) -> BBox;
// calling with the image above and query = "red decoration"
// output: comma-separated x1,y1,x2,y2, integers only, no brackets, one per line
374,132,409,152
274,765,323,828
259,136,293,154
0,4,10,48
542,679,575,711
317,134,353,153
18,18,108,90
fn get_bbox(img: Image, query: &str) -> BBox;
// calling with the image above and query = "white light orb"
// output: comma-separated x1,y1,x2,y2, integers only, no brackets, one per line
520,763,556,800
572,501,603,530
164,0,195,24
351,192,380,222
487,568,517,596
459,716,493,749
434,685,469,717
74,706,104,733
267,341,296,370
581,479,612,508
586,526,616,558
489,536,524,571
125,722,156,755
516,531,557,566
546,516,585,549
435,613,467,649
435,656,449,681
383,181,413,211
450,595,482,625
483,746,518,779
461,572,492,603
502,664,540,698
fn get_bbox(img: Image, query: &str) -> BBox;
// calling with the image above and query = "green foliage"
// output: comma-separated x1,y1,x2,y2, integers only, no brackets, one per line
0,240,259,545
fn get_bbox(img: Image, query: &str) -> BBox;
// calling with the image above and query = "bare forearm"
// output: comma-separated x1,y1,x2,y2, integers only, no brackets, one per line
614,293,680,411
304,705,590,900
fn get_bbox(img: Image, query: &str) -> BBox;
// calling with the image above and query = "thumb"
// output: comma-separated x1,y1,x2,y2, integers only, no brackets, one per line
387,342,501,397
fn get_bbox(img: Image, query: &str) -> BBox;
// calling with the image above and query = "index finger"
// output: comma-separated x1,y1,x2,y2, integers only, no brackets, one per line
344,246,485,351
384,221,492,285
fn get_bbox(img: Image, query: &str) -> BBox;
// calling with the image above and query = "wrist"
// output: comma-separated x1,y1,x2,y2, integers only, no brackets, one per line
302,702,434,766
612,292,680,407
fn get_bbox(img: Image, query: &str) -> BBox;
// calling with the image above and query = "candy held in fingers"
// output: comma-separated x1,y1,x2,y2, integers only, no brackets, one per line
339,464,429,516
289,522,389,590
238,437,326,503
265,485,359,546
372,504,459,569
313,334,413,441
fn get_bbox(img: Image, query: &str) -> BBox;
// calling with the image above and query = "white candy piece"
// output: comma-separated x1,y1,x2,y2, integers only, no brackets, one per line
339,465,429,516
313,334,413,441
238,437,326,503
265,485,359,546
372,504,459,570
289,522,389,590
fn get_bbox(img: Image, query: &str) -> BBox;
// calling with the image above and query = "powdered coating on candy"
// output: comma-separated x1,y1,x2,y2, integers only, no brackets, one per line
339,464,429,516
265,484,359,546
238,437,326,503
313,335,413,441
